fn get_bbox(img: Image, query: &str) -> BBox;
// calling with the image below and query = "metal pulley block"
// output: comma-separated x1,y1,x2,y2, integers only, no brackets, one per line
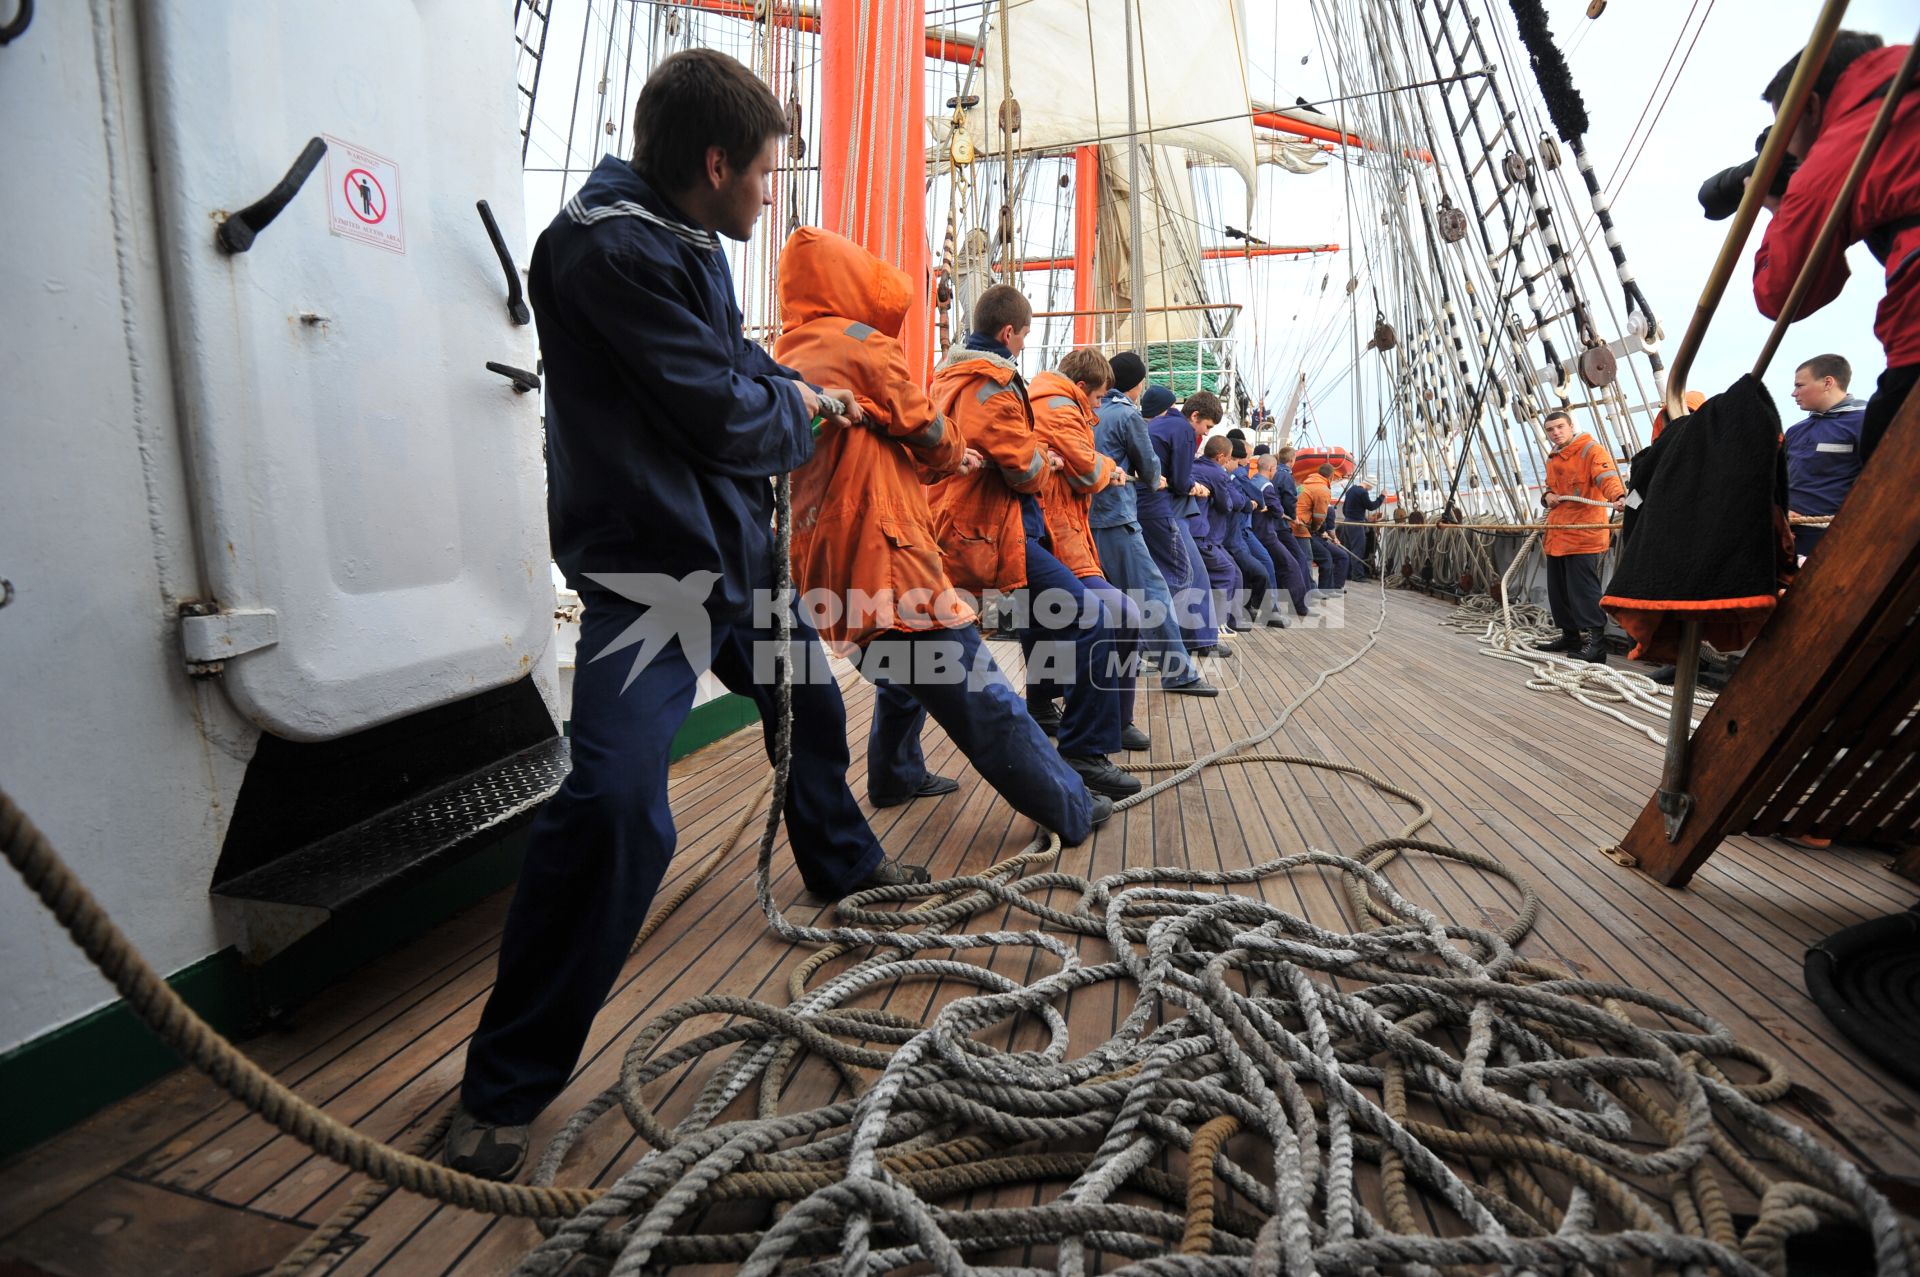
1539,132,1561,171
1502,151,1528,183
1578,343,1618,387
1437,196,1467,243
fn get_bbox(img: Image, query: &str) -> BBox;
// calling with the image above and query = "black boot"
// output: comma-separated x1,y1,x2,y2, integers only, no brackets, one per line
1538,630,1582,653
1578,628,1609,664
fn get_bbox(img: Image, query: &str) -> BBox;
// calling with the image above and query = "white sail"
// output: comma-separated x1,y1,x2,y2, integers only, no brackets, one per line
935,0,1258,202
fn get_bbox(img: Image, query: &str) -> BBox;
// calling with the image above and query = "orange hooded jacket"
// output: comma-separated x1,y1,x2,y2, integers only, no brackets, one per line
1028,371,1119,578
1295,472,1333,535
772,227,974,651
926,345,1049,594
1542,431,1626,556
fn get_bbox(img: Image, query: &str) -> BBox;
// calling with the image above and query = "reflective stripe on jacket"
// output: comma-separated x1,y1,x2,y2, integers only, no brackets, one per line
1030,372,1118,578
927,345,1047,594
773,227,974,650
1543,432,1625,556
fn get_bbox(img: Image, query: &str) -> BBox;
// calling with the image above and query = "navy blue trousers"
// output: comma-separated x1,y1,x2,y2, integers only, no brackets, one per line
1140,508,1218,648
1229,524,1276,618
1015,537,1124,758
1091,522,1202,685
1338,525,1370,580
1308,534,1336,590
1195,531,1244,627
864,625,1092,842
463,598,882,1125
1257,524,1310,615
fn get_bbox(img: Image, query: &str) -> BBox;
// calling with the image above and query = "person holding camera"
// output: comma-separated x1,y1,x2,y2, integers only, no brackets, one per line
1744,30,1919,459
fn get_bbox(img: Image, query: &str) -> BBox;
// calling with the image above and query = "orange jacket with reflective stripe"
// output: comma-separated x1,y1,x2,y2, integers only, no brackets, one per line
1296,473,1333,534
1542,431,1626,556
1028,372,1119,579
773,228,974,650
926,345,1049,594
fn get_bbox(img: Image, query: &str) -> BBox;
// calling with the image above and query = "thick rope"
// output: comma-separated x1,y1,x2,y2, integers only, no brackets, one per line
2,515,1908,1275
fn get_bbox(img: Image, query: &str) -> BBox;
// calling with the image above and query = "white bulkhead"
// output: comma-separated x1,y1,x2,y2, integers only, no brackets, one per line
0,1,556,1053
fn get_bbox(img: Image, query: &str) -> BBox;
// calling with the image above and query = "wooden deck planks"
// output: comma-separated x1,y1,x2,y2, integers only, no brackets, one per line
2,587,1915,1277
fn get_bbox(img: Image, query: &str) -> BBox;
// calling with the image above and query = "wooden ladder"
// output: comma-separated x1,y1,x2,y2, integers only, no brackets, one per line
1622,384,1920,887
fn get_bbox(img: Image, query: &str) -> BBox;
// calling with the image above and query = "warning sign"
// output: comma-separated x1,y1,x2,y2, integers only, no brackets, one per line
323,135,405,254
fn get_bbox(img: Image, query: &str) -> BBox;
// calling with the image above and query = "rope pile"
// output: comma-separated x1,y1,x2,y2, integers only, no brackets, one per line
0,498,1910,1274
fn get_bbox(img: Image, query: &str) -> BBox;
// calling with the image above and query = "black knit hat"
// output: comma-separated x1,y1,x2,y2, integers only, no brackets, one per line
1227,428,1247,442
1109,351,1147,393
1140,384,1176,418
1230,439,1249,459
1253,444,1272,456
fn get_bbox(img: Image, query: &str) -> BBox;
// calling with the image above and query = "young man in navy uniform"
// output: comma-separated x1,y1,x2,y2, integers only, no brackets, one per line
1783,353,1867,560
447,50,923,1182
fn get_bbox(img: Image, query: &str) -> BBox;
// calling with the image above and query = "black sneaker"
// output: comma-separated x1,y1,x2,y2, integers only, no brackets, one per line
1164,677,1220,697
446,1105,530,1183
1120,723,1151,751
1030,701,1062,735
1068,754,1144,798
1061,793,1115,846
871,774,960,808
833,858,931,898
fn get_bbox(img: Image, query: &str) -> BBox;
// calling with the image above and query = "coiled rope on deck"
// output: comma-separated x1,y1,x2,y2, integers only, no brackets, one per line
2,485,1912,1275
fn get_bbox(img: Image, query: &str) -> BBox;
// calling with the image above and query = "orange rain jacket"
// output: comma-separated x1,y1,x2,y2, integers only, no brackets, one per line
1295,472,1333,535
1028,372,1120,578
926,345,1050,593
772,227,974,650
1542,431,1626,556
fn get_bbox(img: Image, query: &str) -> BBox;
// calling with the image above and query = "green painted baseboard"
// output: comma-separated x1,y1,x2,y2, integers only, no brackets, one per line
0,693,757,1163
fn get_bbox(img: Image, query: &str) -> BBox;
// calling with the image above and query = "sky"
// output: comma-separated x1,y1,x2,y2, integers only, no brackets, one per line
518,0,1910,456
1235,0,1910,452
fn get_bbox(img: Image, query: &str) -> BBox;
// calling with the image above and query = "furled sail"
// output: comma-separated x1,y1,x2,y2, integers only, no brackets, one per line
932,0,1259,200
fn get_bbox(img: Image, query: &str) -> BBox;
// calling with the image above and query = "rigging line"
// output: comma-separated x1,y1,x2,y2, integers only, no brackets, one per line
1595,0,1716,221
556,0,600,196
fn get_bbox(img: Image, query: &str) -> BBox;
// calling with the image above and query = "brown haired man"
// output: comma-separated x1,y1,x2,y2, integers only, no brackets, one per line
449,49,910,1182
927,288,1140,800
1539,409,1626,662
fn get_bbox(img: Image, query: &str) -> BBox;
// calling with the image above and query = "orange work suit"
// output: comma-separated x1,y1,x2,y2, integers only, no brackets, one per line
926,346,1049,594
1295,472,1333,533
772,227,973,652
1028,371,1120,578
1542,431,1626,556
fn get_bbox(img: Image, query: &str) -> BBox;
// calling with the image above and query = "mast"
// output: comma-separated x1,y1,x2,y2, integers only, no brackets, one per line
1073,146,1098,345
820,0,930,372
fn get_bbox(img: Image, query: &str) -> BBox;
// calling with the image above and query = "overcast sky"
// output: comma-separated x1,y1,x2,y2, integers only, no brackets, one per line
520,1,1908,451
1237,0,1910,450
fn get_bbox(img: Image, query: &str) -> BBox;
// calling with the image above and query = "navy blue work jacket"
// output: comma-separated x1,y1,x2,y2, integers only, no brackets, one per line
529,155,814,619
1091,390,1160,529
1783,398,1866,517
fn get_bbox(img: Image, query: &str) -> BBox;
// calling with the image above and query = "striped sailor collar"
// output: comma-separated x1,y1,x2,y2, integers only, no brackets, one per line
564,156,721,253
1807,395,1866,417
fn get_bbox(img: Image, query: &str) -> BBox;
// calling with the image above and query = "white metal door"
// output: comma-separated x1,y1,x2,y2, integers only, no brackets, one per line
142,1,552,740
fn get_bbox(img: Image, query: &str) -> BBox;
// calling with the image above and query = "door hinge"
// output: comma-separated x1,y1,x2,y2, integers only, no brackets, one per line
180,604,279,676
